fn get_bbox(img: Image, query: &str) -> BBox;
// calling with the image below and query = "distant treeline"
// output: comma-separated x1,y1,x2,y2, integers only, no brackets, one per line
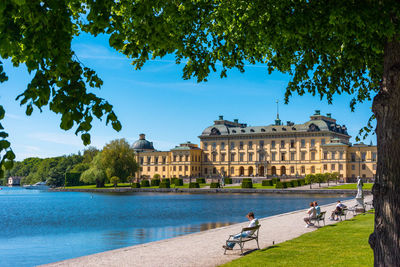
2,139,139,187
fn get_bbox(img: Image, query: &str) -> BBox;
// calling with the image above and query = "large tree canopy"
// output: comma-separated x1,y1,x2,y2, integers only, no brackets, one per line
2,1,400,265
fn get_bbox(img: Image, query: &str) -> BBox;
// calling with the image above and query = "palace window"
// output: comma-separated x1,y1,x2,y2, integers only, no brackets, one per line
271,141,276,149
290,140,295,148
221,142,225,150
311,139,315,147
147,157,151,164
163,166,166,171
311,166,315,173
179,166,182,171
230,153,235,161
271,152,276,161
239,142,244,150
239,153,244,161
140,157,144,165
362,164,366,170
248,141,253,148
323,152,328,160
179,155,183,162
290,166,295,173
291,152,295,161
321,138,325,145
311,152,316,160
280,140,285,148
155,157,159,164
331,151,336,160
301,166,305,173
373,164,377,170
259,153,265,161
249,153,253,161
148,167,151,171
162,157,166,164
203,142,208,150
352,164,355,170
212,142,217,150
185,166,188,171
339,164,343,170
281,153,286,161
324,164,327,170
212,154,217,161
361,152,366,161
174,155,177,162
155,166,158,171
331,164,335,170
372,152,377,161
351,153,356,162
301,139,306,148
213,168,217,174
185,155,189,161
301,152,306,161
230,167,234,175
339,152,344,160
204,168,207,174
231,142,235,149
259,140,264,147
204,154,208,162
221,153,226,162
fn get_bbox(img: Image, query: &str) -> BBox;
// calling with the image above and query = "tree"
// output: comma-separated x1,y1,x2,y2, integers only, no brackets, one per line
305,174,315,189
110,176,119,188
314,173,325,188
80,153,107,187
82,147,100,164
331,172,340,185
2,1,400,264
323,173,333,187
100,139,139,183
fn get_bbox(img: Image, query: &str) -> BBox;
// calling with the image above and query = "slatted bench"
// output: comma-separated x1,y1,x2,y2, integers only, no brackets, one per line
224,225,261,255
311,211,326,226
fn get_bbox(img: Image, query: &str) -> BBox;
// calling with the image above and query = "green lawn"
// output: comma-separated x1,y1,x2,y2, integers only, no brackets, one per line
228,183,276,189
327,183,373,190
222,212,374,267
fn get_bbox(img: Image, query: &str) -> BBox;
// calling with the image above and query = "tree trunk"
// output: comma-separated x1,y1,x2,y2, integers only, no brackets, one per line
369,39,400,266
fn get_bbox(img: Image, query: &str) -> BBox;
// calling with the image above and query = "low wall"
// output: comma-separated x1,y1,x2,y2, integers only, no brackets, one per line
51,187,371,195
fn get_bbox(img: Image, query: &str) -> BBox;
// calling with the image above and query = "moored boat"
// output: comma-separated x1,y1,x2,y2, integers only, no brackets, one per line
24,181,49,190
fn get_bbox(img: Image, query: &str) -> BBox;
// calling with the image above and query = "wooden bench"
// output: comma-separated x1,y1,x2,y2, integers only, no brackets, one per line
311,211,326,226
224,225,261,255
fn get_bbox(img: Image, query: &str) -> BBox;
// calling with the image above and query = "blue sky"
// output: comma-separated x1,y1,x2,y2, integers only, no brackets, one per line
1,34,376,161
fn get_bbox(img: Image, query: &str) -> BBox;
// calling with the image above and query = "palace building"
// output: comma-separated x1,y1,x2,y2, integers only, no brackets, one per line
134,110,377,181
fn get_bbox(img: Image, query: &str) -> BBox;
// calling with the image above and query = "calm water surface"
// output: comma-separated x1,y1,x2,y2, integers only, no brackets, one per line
0,187,352,266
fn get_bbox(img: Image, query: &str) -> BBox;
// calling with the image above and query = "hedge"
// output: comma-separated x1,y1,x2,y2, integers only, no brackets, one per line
131,182,141,188
262,180,273,186
174,178,183,186
140,180,150,187
151,179,160,186
196,178,206,184
241,178,253,188
285,181,294,188
189,182,200,188
210,182,220,188
65,172,82,186
298,179,306,186
272,178,281,184
275,181,287,189
291,180,299,187
162,178,171,184
224,178,232,184
159,181,170,188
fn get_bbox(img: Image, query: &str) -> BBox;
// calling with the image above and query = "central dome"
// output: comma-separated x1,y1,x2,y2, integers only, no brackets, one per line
132,134,155,151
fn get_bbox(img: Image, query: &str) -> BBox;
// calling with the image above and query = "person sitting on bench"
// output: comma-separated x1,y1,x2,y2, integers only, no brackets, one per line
329,200,347,221
223,212,259,250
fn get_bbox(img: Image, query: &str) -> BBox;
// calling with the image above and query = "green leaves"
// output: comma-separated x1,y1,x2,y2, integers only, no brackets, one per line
0,105,15,177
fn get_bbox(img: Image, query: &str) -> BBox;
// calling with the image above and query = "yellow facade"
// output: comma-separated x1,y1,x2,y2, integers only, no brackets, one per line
134,111,377,181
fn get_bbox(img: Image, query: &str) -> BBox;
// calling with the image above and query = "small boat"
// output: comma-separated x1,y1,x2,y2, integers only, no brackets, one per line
24,181,49,190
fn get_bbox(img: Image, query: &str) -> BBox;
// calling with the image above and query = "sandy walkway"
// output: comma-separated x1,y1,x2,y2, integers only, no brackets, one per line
43,195,372,267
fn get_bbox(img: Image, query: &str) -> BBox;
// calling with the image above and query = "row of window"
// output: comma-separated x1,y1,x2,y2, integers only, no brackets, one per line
143,165,201,172
350,152,377,162
140,155,201,164
203,138,327,150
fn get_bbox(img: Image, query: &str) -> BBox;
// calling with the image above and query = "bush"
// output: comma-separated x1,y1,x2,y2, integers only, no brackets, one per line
159,181,170,188
224,178,232,184
196,178,206,184
210,182,220,188
110,176,120,187
174,178,183,186
241,179,253,188
153,173,161,179
189,182,200,188
275,181,287,189
272,178,281,184
298,179,306,186
285,181,294,188
162,178,171,185
140,180,150,187
131,182,140,188
262,180,273,186
65,172,82,186
291,180,299,187
151,179,160,186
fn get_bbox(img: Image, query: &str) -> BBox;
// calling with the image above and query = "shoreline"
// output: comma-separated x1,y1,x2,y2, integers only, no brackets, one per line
52,187,371,195
42,195,373,267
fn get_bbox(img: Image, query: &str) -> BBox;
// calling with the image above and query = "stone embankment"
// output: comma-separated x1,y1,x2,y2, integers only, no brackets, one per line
52,187,371,195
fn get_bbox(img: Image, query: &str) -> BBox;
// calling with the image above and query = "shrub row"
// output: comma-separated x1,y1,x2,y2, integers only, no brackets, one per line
275,178,306,189
241,178,253,188
210,182,220,188
262,180,273,186
189,182,200,188
224,178,232,184
131,182,141,188
196,178,206,184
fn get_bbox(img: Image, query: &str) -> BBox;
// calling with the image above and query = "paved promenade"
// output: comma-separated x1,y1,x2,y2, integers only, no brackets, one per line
43,195,372,267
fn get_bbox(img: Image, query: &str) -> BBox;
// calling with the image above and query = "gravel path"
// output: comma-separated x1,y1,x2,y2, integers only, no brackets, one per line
43,195,372,267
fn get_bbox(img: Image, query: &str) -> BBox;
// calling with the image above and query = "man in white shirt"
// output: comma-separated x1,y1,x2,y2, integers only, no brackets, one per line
223,212,259,250
304,202,316,227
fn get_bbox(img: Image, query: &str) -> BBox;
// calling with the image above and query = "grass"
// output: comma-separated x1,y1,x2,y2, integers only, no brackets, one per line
327,183,373,190
228,183,276,189
221,212,374,267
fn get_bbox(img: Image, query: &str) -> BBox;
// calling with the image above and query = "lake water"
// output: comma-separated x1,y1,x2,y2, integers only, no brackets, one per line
0,187,352,266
